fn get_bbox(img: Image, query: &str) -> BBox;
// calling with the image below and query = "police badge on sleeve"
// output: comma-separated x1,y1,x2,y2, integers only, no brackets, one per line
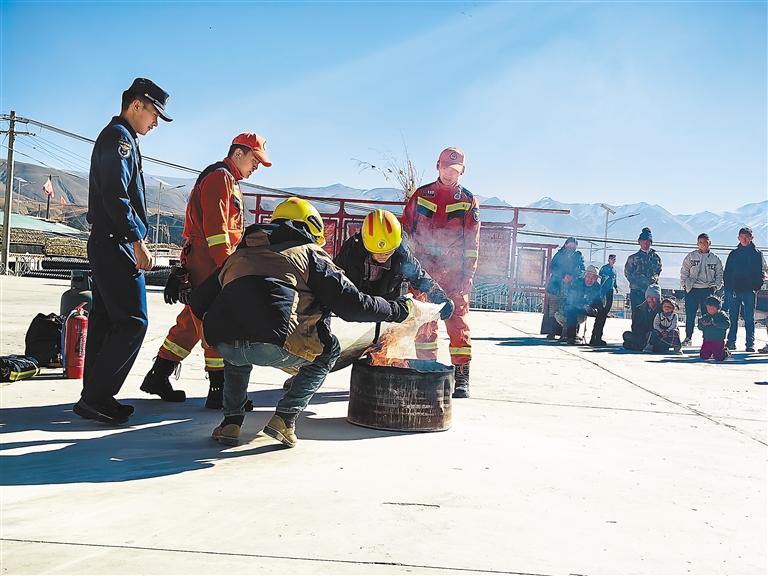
118,139,132,159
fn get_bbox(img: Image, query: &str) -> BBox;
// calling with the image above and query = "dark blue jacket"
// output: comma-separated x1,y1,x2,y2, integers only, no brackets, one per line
546,247,585,295
334,233,445,302
599,263,616,294
563,278,603,315
87,116,148,242
723,242,765,293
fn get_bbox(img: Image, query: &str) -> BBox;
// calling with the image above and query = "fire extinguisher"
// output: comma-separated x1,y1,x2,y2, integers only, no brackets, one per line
63,303,88,379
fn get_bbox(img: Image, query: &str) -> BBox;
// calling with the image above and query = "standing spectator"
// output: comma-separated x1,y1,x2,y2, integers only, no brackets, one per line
623,284,661,351
401,147,480,398
74,78,172,425
541,237,584,339
723,227,765,352
698,295,731,361
597,254,619,340
141,133,271,409
625,227,662,312
680,233,723,346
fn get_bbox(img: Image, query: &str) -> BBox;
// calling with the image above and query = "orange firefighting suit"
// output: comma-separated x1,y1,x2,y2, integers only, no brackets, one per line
156,157,245,372
401,180,480,365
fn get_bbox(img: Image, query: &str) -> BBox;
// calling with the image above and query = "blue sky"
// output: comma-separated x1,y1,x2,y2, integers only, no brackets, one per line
1,1,766,212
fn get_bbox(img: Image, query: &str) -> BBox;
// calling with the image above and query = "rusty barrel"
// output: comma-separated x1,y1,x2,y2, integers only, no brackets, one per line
347,359,453,432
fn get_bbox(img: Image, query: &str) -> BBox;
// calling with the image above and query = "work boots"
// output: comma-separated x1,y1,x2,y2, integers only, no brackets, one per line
140,357,186,402
205,371,254,411
452,363,470,399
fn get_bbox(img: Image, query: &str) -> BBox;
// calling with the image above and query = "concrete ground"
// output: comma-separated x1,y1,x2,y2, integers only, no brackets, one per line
1,275,766,575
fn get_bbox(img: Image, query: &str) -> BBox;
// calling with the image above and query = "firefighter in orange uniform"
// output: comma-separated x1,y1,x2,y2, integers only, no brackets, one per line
401,147,479,398
141,133,272,409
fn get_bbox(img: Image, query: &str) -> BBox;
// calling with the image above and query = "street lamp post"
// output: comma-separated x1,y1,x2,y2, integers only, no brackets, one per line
600,203,640,263
600,203,616,263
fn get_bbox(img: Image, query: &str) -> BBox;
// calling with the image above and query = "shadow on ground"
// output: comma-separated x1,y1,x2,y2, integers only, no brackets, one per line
0,389,402,486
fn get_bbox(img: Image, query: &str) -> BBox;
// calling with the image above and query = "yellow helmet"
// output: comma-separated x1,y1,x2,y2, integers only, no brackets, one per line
271,197,325,246
362,209,402,254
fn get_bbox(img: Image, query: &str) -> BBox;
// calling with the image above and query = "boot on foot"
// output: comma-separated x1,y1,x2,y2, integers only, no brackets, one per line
140,357,186,402
205,371,253,411
453,363,470,398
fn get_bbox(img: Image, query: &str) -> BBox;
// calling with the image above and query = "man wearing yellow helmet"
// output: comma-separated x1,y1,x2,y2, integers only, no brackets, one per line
191,197,413,448
335,209,454,318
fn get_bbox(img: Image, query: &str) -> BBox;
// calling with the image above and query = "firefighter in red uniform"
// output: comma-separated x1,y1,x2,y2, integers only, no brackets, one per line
401,147,479,398
141,133,272,408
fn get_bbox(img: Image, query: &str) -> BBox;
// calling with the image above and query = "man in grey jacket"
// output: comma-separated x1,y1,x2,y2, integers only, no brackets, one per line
679,233,723,346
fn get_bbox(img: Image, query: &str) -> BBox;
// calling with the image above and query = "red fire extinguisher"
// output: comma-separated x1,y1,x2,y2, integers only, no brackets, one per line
63,303,88,379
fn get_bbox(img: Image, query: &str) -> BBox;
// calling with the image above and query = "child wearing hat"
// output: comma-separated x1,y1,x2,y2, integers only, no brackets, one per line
645,296,683,354
698,296,731,361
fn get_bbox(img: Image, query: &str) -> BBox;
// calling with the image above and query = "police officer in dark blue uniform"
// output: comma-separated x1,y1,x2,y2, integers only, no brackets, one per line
73,78,172,424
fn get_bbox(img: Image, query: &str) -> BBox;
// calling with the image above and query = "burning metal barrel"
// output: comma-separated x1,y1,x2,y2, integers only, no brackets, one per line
347,358,453,432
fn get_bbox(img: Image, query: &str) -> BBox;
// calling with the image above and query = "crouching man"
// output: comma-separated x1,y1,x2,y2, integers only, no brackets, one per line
191,198,412,448
557,265,607,345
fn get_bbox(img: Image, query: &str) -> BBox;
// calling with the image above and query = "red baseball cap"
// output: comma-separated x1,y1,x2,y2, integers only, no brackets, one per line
232,133,272,167
438,147,465,172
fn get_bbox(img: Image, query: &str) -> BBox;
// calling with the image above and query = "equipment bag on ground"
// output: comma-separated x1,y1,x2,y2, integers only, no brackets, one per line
24,313,64,367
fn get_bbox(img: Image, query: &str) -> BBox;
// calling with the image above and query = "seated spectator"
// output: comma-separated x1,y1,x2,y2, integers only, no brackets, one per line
623,284,661,351
645,297,682,354
698,296,731,361
556,265,606,345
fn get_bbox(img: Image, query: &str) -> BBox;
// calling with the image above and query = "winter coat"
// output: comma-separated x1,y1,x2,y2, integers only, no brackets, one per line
546,247,585,296
599,263,617,294
680,250,723,292
624,249,662,291
630,302,660,338
334,233,446,302
191,222,404,362
653,311,679,334
562,278,603,315
723,243,765,293
698,311,730,342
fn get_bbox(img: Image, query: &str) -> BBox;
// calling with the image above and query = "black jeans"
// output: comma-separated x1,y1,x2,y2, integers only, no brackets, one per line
684,287,715,339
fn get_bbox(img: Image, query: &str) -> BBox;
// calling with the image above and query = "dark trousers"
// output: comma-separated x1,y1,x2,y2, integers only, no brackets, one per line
564,305,607,340
684,287,715,339
629,288,646,314
700,339,727,361
604,291,614,316
649,329,681,351
725,290,756,347
81,235,148,403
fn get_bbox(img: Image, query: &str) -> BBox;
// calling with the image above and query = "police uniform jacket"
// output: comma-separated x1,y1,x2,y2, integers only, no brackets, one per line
87,116,147,242
191,222,405,362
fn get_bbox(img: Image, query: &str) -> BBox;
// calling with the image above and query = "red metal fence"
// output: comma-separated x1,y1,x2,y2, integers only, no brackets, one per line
244,192,569,310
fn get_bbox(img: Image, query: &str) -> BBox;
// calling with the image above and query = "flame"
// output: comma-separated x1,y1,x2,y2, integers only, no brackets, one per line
364,298,441,368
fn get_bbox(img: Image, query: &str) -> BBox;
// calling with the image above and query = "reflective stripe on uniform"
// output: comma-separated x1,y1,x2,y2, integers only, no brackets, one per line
417,197,438,212
10,367,39,381
206,233,227,247
445,202,471,213
415,341,439,350
205,357,225,369
162,338,191,359
449,346,472,356
464,249,479,258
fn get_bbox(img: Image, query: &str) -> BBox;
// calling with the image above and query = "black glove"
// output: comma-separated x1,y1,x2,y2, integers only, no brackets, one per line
439,299,455,320
389,296,414,323
164,265,192,305
427,288,454,321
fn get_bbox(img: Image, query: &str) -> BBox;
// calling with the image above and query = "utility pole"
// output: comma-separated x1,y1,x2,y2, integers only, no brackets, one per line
599,203,616,264
1,111,33,274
